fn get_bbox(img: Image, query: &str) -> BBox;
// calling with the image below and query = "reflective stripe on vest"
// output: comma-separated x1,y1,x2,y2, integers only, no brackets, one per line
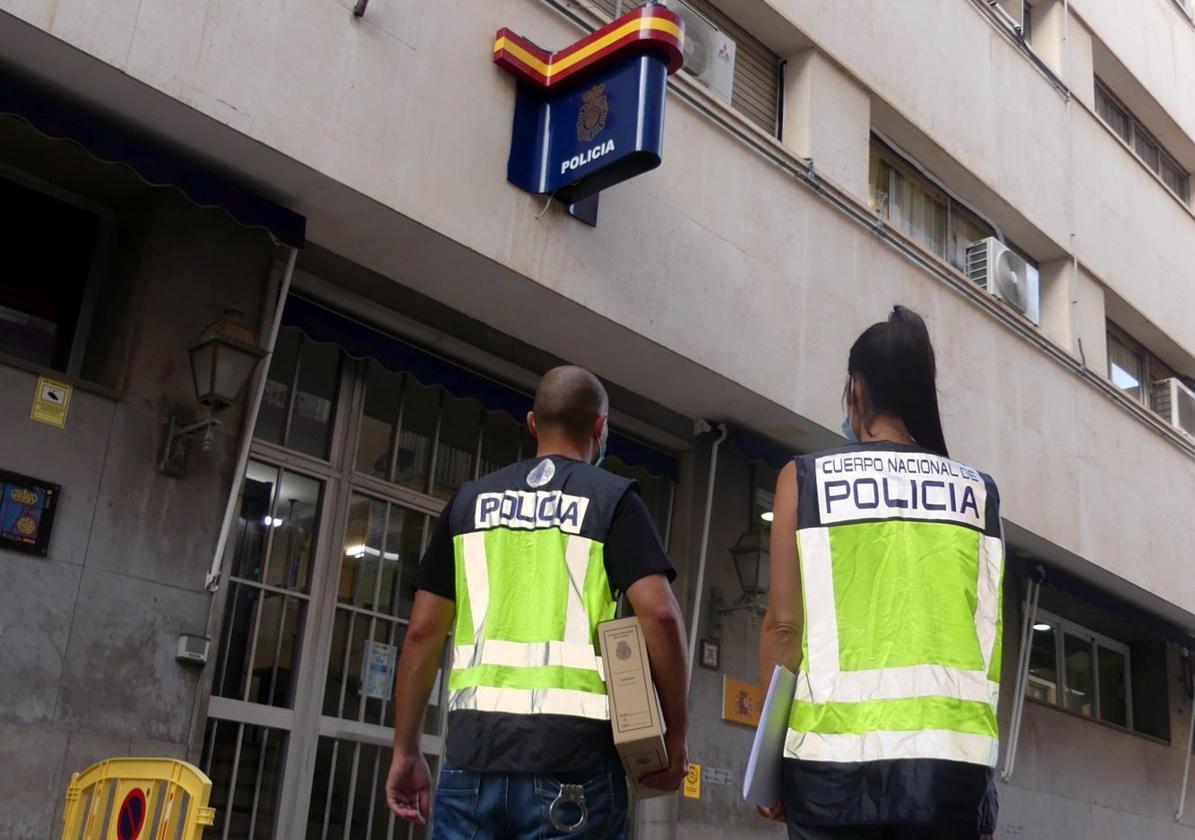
448,527,615,721
786,451,1004,767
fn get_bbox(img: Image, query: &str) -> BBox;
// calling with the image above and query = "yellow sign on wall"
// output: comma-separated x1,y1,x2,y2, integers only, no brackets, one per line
722,676,762,727
683,763,701,799
30,376,72,428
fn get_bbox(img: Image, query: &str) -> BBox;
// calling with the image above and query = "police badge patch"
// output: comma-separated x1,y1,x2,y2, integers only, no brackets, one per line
576,84,609,142
526,458,556,488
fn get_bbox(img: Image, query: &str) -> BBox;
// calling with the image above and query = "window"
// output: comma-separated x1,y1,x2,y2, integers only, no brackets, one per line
1095,79,1191,201
869,138,998,270
590,0,782,137
1107,327,1146,404
1027,609,1133,729
0,168,109,379
1106,321,1177,412
254,326,344,460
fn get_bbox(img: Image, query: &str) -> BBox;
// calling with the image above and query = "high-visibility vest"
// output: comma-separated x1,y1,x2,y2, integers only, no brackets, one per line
445,456,633,722
784,442,1004,823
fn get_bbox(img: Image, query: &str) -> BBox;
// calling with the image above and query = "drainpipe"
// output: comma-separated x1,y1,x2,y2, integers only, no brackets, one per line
204,247,299,591
1177,659,1195,822
686,421,728,690
1001,566,1044,782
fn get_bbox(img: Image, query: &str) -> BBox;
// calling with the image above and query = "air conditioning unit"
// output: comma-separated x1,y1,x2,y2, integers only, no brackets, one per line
965,238,1040,325
1153,377,1195,438
667,0,736,106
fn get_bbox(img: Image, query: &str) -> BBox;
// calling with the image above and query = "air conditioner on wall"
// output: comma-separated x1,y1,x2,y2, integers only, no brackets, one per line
965,237,1041,326
666,0,736,106
1153,377,1195,438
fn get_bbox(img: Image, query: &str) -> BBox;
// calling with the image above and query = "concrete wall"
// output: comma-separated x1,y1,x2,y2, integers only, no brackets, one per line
0,196,274,840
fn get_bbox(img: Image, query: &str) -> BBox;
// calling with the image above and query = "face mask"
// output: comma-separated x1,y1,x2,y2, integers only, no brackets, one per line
841,415,858,443
593,419,609,467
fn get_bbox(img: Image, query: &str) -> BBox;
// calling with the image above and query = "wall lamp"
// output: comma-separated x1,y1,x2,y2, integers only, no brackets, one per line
158,305,266,477
709,528,770,638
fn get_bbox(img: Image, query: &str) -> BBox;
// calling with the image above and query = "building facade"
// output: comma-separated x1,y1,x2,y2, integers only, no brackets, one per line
3,0,1195,838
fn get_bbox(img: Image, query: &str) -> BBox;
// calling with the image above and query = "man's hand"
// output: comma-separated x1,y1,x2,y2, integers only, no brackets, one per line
386,752,432,824
639,733,688,791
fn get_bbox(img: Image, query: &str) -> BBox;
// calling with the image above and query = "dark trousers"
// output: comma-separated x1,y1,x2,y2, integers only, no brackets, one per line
788,823,989,840
431,753,627,840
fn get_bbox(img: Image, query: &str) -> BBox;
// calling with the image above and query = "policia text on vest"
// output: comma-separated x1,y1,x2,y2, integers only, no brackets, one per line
784,442,1003,832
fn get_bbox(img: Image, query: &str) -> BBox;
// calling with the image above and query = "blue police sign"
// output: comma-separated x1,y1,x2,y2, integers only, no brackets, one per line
493,6,685,206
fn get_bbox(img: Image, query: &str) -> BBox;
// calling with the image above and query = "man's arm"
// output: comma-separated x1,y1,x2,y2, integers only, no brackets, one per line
626,573,689,791
756,460,802,821
386,590,454,824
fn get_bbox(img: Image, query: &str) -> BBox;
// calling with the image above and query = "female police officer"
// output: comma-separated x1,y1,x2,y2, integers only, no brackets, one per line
759,306,1002,840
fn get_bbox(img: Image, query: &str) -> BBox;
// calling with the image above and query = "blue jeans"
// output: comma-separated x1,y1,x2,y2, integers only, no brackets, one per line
431,754,628,840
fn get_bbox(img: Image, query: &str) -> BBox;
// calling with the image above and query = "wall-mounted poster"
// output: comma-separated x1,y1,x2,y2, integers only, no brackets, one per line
0,469,60,556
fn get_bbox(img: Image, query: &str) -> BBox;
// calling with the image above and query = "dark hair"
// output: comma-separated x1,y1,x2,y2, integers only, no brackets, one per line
533,365,608,438
846,305,949,458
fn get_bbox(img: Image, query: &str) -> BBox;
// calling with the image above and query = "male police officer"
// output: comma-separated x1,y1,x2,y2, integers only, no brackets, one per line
386,366,689,838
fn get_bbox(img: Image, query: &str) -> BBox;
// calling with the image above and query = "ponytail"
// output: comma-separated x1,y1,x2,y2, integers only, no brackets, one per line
847,305,950,458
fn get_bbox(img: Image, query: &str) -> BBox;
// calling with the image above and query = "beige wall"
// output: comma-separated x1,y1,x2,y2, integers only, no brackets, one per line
3,0,1191,610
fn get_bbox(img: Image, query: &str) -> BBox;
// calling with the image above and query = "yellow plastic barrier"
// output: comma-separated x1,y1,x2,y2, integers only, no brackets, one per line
60,758,216,840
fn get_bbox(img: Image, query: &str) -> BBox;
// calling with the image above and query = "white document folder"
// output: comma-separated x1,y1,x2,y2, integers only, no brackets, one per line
742,665,797,807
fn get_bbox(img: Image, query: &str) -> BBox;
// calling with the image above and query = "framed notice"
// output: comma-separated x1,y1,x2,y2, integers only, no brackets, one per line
0,469,60,556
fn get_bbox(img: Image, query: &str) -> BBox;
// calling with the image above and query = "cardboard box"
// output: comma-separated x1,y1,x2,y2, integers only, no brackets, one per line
597,617,671,799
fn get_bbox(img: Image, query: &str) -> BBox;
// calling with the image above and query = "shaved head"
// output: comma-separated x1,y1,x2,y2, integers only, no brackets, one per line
532,366,608,440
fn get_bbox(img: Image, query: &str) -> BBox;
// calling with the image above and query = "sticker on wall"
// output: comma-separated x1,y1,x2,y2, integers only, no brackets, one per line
702,766,734,786
683,763,701,799
30,375,72,428
361,640,397,701
0,469,60,557
722,676,762,727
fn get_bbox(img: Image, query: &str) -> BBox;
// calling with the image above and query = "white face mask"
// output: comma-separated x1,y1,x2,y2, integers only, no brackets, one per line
593,418,609,467
842,377,858,442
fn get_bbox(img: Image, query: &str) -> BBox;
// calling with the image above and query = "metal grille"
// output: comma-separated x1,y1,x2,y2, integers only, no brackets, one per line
588,0,782,136
202,719,288,840
306,737,434,840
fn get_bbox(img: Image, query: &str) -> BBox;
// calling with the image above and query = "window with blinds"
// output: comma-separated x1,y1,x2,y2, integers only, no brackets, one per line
588,0,782,136
1095,79,1190,202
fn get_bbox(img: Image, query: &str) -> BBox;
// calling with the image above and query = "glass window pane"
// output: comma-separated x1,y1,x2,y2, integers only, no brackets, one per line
1108,333,1144,403
479,411,523,476
249,593,305,707
1027,622,1058,705
868,153,891,215
1096,86,1131,142
288,337,340,459
1135,129,1160,172
1162,157,1189,200
233,461,278,582
434,395,482,499
395,381,439,493
891,169,946,256
1064,633,1095,718
339,495,387,608
254,327,300,445
264,471,322,592
356,363,403,479
1098,645,1129,726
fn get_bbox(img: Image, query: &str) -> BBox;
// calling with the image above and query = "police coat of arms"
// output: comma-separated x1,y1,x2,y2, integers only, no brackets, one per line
576,84,609,142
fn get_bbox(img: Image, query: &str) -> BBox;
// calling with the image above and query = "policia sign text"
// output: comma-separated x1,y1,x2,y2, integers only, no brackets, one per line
816,452,987,529
493,6,685,203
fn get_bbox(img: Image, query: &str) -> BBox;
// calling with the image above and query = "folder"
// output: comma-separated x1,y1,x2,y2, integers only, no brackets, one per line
742,665,796,807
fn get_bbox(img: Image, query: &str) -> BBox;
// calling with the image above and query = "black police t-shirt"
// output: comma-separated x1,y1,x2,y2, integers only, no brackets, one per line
414,475,675,773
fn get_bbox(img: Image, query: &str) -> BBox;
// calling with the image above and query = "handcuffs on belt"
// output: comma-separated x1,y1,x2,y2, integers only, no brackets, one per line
548,783,588,833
